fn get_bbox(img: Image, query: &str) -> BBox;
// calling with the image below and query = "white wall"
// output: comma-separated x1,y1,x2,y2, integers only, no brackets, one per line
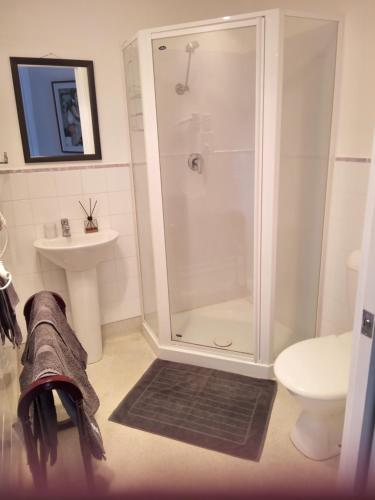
2,0,374,168
320,161,370,336
0,0,374,336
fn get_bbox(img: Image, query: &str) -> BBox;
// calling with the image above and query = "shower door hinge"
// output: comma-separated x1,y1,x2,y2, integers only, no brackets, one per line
361,309,374,338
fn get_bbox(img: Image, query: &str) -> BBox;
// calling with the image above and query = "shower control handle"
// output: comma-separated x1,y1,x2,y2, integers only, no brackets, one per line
188,153,203,174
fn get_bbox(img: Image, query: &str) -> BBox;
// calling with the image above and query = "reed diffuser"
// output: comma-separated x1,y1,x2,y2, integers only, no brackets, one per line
79,198,99,233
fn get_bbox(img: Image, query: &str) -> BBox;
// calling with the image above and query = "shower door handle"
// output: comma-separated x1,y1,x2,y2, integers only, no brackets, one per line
188,153,204,174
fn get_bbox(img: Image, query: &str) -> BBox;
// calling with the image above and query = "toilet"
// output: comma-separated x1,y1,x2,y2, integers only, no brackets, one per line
274,250,360,460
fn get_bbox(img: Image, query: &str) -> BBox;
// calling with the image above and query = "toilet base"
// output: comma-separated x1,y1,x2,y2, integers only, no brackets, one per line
291,409,345,460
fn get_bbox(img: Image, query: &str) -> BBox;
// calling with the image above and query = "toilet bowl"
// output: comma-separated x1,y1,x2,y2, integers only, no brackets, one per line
274,249,360,460
274,331,352,460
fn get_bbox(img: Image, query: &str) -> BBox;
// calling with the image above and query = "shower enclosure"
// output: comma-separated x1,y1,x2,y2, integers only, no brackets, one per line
124,9,341,377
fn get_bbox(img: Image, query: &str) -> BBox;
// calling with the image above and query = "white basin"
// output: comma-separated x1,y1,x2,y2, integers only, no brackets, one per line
34,230,119,272
34,230,119,364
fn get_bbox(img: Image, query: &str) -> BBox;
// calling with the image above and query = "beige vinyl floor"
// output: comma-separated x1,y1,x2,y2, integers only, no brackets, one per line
20,322,340,497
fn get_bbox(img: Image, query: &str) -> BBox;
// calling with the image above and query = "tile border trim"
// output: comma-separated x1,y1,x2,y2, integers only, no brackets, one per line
1,157,371,174
336,157,371,164
0,162,129,174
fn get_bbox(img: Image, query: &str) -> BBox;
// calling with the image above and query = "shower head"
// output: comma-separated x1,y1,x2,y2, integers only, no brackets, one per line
186,40,199,53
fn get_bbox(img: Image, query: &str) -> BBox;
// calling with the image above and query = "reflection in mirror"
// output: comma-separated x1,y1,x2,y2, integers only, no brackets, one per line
10,58,101,163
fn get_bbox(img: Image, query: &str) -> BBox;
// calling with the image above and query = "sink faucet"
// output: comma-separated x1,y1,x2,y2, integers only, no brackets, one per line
61,218,71,237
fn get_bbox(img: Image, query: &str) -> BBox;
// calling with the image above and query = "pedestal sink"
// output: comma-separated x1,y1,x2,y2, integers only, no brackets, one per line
34,230,119,363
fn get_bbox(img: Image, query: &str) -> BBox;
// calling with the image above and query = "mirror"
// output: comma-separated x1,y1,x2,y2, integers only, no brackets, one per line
10,57,101,163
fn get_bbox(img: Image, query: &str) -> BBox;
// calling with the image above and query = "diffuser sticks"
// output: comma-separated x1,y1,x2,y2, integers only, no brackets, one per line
79,198,99,233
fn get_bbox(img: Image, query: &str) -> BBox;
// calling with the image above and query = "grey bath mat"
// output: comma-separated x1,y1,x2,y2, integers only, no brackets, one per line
109,359,277,461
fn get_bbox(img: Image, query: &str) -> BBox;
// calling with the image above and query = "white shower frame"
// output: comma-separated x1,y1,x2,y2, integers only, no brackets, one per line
126,8,342,379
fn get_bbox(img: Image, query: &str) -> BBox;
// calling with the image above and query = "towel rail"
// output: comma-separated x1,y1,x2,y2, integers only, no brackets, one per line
17,374,94,491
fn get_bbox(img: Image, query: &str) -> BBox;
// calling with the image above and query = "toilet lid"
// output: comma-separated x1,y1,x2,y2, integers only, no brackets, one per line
274,332,352,400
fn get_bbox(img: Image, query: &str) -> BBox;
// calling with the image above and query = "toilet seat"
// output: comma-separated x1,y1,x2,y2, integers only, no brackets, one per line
274,331,352,400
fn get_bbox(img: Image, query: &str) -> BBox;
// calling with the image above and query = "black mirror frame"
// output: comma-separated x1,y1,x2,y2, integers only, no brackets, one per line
10,57,102,163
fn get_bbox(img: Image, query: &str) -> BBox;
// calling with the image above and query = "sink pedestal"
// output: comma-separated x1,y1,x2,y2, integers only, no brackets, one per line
33,229,119,364
66,268,102,364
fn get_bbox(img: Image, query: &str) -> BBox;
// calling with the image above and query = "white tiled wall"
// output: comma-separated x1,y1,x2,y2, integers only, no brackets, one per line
320,160,370,336
0,165,140,336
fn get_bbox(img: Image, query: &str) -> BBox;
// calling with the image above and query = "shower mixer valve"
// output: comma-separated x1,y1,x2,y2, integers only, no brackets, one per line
187,153,204,174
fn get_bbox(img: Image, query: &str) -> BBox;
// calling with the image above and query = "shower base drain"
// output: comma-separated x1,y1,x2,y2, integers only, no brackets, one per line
213,337,232,348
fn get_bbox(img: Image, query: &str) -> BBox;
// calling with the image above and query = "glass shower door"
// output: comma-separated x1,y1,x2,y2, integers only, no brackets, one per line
124,41,159,336
152,23,260,354
273,16,338,358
